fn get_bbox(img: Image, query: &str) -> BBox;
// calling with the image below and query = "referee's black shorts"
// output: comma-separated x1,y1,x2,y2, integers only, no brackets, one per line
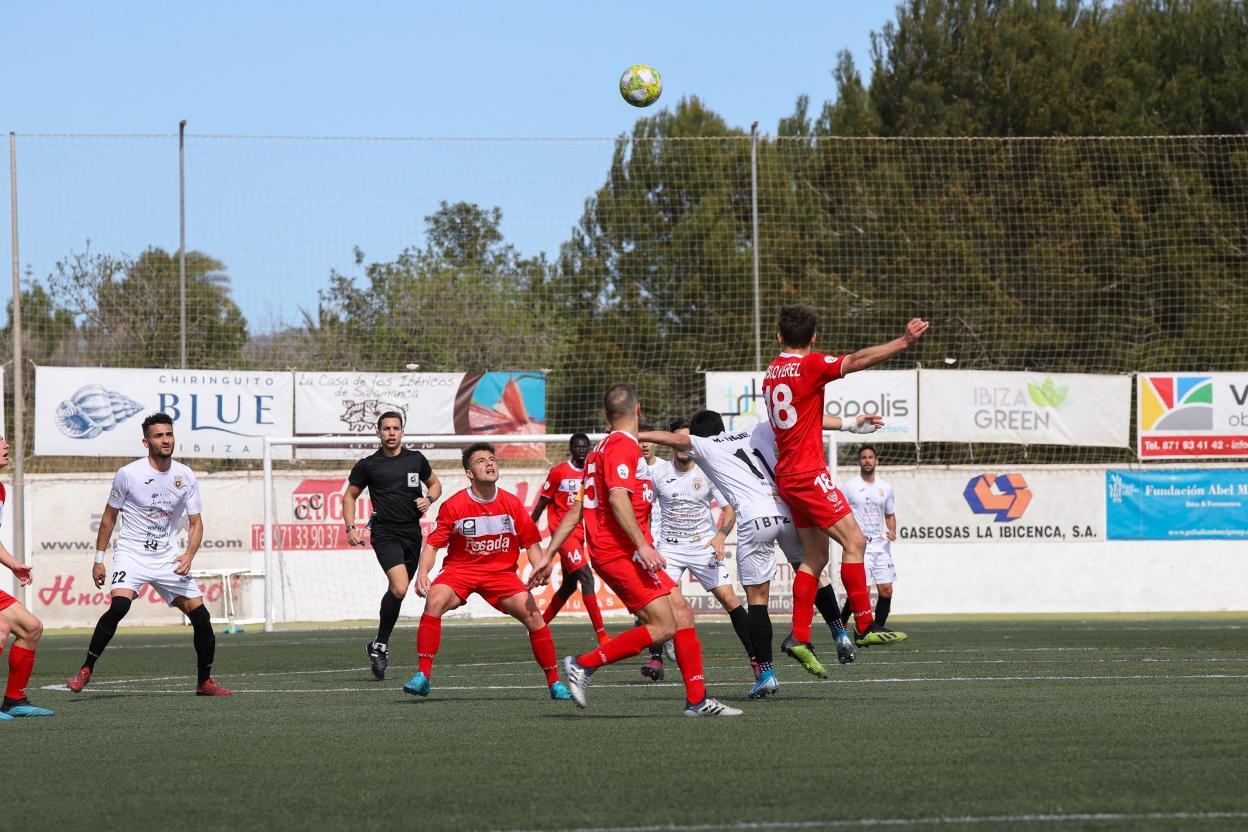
370,523,422,576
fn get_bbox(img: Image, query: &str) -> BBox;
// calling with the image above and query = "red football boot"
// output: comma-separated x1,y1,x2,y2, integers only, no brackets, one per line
195,678,233,696
66,667,92,693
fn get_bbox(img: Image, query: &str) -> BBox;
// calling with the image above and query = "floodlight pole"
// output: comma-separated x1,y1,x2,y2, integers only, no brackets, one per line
178,119,188,369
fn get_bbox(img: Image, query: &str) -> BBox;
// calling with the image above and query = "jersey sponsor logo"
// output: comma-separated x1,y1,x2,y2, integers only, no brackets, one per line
963,474,1032,522
465,536,514,555
456,514,517,537
824,356,837,363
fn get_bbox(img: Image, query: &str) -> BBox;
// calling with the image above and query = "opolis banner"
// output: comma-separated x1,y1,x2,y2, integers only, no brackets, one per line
35,367,294,459
294,371,547,460
704,370,917,443
1137,373,1248,459
919,370,1131,447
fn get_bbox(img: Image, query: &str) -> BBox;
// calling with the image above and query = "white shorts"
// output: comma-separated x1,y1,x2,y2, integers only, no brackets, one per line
109,549,203,605
659,545,731,592
777,520,806,566
865,545,896,585
734,515,791,586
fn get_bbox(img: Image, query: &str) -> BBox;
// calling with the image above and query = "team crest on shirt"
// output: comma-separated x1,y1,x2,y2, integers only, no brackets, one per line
878,489,885,497
173,477,183,489
693,478,704,491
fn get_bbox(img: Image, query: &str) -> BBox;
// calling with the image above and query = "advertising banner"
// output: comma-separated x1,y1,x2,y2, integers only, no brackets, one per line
294,371,547,460
1106,469,1248,540
887,468,1105,544
1137,373,1248,459
704,370,918,442
919,370,1131,446
34,367,294,459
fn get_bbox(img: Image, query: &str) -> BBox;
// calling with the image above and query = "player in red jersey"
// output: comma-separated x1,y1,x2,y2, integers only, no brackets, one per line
547,384,742,717
402,442,571,701
0,438,54,719
761,305,928,667
529,433,609,643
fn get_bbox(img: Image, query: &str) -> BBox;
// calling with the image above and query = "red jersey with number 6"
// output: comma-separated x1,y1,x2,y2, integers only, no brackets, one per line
580,431,654,565
762,351,847,478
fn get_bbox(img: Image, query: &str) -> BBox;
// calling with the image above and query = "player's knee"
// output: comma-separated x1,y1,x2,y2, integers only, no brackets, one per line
26,616,44,643
187,603,212,627
108,595,133,620
877,583,894,598
389,580,409,600
557,578,577,599
576,570,595,594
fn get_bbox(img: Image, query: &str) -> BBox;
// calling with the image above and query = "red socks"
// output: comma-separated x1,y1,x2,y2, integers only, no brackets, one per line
582,592,608,642
528,626,560,685
5,645,36,701
416,614,442,677
841,561,874,634
577,624,652,669
542,594,567,624
791,569,819,642
672,627,706,705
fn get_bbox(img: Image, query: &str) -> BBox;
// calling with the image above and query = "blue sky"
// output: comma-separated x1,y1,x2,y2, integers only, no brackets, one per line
2,2,898,337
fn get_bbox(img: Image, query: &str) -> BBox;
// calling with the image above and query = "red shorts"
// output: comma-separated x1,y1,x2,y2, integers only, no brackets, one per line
0,589,15,612
433,567,529,609
778,469,854,529
592,555,677,615
559,543,590,574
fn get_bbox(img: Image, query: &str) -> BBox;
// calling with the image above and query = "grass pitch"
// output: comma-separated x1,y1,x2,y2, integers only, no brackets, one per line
7,617,1248,832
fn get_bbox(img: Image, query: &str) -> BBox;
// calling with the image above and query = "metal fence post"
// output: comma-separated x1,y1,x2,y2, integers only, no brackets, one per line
750,122,762,372
179,119,188,369
8,133,26,594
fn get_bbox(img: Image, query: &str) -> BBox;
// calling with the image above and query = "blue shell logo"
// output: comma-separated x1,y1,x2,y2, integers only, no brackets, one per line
55,384,144,439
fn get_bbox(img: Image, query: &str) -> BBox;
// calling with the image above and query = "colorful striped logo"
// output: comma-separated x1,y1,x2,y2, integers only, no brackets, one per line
1140,376,1213,431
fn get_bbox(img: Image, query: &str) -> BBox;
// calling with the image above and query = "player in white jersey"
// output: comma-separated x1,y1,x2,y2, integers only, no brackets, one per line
840,446,907,645
642,410,881,698
66,413,231,696
635,423,673,678
644,417,755,680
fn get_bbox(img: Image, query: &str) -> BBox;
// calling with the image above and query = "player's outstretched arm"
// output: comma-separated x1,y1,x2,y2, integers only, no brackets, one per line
414,543,439,597
94,505,120,588
545,499,583,558
0,544,32,586
823,413,885,434
526,544,553,589
530,495,552,525
173,514,203,575
637,430,692,452
608,488,663,570
840,318,929,375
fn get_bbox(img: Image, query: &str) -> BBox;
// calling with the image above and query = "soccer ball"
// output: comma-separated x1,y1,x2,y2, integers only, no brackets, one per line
619,65,662,107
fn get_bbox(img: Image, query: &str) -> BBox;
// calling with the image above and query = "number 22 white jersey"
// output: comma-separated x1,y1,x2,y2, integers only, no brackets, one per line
107,458,203,559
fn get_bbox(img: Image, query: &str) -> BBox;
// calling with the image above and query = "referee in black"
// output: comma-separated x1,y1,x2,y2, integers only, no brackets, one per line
343,410,442,680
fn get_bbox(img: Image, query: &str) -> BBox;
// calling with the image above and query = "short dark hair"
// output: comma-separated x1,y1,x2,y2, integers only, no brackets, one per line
858,444,878,459
689,410,725,437
603,383,638,421
462,441,496,470
569,432,590,449
667,416,691,433
141,412,174,437
639,421,657,433
778,304,819,348
377,411,404,430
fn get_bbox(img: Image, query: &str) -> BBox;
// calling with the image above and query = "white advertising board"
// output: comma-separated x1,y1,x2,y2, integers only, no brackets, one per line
919,370,1131,447
705,370,918,442
35,367,294,459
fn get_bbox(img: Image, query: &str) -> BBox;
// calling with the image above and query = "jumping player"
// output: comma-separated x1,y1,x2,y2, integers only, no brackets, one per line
66,413,230,696
530,433,609,643
762,305,925,660
343,411,443,680
403,443,571,701
841,445,908,645
548,384,741,717
0,438,54,718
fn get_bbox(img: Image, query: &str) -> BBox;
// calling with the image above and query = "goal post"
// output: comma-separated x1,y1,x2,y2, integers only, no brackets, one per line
259,433,606,632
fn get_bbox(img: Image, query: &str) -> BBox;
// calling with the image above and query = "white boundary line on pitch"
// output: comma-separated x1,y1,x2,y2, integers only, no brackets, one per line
41,672,1248,695
488,811,1248,832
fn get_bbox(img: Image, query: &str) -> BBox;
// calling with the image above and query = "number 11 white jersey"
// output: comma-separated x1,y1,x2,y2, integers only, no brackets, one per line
686,427,784,524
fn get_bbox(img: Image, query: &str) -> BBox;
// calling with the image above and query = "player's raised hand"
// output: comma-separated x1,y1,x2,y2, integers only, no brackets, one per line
854,414,885,433
414,571,432,598
92,562,107,588
173,552,194,575
902,318,930,346
11,563,33,586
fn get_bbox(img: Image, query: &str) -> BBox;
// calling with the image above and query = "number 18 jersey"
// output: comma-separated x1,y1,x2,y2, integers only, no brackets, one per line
762,351,846,478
